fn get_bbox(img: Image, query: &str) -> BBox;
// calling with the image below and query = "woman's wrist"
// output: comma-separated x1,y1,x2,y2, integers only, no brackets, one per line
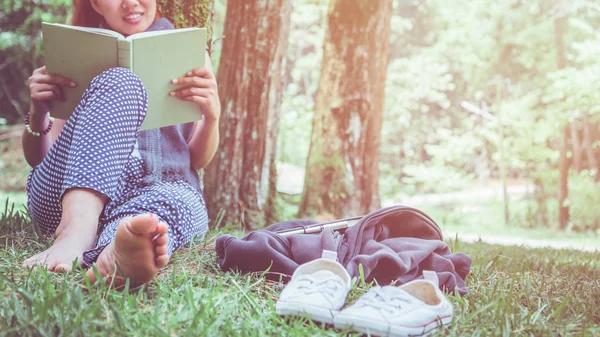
25,110,53,136
29,115,49,132
29,106,49,128
203,116,219,126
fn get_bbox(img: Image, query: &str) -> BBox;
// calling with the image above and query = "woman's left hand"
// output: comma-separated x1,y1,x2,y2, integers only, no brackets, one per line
170,67,220,122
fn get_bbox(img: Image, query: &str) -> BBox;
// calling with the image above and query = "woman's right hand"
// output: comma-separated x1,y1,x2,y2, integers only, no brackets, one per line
28,66,76,119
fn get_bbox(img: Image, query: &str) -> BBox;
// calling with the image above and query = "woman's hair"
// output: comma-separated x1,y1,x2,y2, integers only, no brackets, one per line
70,0,103,27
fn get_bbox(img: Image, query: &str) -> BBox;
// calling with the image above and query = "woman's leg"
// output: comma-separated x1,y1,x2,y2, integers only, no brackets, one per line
84,181,209,286
24,67,148,271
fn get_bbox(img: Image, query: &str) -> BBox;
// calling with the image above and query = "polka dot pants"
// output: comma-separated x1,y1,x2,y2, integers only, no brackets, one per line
26,68,208,267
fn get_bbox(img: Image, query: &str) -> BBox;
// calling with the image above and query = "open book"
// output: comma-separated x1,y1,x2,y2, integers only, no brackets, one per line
42,23,206,130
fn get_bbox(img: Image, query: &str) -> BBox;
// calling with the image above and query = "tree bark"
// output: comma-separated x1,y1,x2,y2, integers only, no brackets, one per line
203,0,292,230
570,121,582,172
298,0,393,218
558,127,570,230
554,16,570,230
157,0,213,39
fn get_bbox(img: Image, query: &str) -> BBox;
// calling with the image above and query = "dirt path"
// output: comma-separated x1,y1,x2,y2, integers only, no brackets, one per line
445,232,599,252
385,184,531,207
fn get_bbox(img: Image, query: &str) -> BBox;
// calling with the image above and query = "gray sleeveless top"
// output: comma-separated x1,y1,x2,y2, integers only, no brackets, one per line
138,123,200,190
103,18,201,190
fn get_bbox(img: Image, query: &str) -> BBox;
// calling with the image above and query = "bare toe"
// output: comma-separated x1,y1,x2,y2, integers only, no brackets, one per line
54,263,73,273
156,254,169,268
127,214,159,234
155,233,168,246
154,222,169,236
155,245,168,255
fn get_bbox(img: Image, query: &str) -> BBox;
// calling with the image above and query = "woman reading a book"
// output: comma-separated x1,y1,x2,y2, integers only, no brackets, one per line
21,0,219,287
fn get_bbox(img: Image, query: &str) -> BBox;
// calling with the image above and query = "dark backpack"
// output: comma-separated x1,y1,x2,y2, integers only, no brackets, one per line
215,205,471,295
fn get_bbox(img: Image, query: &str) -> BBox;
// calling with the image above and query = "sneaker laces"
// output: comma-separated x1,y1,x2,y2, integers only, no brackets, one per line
355,287,414,314
293,274,345,298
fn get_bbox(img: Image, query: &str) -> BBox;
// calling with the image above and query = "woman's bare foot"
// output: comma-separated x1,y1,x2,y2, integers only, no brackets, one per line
23,238,91,272
23,188,106,272
86,214,169,288
22,226,97,272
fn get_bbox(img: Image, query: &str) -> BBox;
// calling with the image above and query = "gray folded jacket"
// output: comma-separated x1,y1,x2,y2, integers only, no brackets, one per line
215,205,472,295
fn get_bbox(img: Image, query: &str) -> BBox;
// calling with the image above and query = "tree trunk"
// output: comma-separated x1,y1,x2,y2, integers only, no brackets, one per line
582,112,599,180
203,0,292,230
157,0,213,47
558,127,570,230
554,16,570,230
298,0,393,219
570,121,582,172
264,156,279,226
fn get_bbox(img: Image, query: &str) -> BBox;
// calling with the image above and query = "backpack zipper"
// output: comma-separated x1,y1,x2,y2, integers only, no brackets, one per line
346,206,443,264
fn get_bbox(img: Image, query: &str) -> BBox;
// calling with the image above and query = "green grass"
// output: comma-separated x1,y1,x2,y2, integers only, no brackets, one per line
1,201,599,336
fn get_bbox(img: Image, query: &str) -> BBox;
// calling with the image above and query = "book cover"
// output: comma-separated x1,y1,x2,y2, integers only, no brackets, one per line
42,23,206,130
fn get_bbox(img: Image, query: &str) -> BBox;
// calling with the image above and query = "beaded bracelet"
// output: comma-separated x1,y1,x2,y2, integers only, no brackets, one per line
25,112,54,137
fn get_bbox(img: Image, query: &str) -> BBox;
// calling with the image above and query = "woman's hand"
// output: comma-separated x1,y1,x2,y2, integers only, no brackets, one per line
28,66,76,120
170,67,220,122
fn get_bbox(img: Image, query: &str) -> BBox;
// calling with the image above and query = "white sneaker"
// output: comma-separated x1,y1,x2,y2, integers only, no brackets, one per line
333,271,453,337
275,250,352,324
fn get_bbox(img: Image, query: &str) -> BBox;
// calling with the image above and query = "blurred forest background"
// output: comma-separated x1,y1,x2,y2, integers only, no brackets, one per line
1,0,599,240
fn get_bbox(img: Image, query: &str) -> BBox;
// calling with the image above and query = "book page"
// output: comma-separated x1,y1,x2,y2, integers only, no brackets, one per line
130,27,206,130
42,23,120,119
43,23,124,39
125,27,199,40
